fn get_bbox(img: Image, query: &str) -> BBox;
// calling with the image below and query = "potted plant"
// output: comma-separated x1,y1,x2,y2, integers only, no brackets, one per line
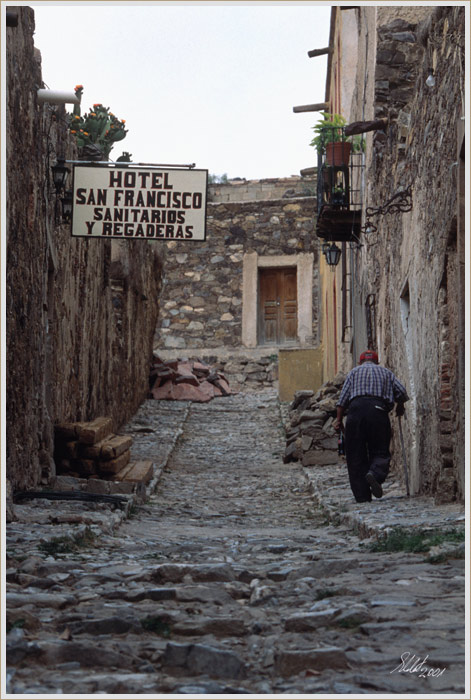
310,112,351,166
331,185,348,206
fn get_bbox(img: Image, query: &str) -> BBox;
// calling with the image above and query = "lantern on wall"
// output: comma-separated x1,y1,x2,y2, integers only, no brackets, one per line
51,158,70,192
323,242,341,267
61,190,74,222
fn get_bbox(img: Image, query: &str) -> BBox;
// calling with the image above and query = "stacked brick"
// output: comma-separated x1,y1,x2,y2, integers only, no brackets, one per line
54,417,153,485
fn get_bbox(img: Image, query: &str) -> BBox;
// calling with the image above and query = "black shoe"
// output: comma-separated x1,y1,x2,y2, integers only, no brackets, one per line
366,472,383,498
356,498,371,503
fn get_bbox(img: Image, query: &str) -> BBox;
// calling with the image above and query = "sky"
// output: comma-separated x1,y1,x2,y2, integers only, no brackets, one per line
29,1,332,180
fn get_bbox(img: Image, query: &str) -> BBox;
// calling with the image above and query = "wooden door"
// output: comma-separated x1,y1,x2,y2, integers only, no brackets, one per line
259,268,297,344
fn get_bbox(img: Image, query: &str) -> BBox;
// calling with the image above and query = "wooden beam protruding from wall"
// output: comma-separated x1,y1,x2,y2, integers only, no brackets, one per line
307,47,331,58
293,102,329,114
345,118,388,136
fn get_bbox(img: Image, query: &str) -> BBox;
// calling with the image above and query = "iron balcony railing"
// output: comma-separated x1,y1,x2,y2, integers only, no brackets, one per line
315,126,364,213
315,126,365,242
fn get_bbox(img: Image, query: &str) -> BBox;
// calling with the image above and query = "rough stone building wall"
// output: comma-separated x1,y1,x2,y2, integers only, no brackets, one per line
352,6,465,499
6,7,163,492
155,197,319,352
209,176,317,203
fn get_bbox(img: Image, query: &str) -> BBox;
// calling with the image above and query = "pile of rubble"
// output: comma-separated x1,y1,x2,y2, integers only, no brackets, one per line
149,356,232,403
54,417,153,485
215,356,278,391
283,373,346,466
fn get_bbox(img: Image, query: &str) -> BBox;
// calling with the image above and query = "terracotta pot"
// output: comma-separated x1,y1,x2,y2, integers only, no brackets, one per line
325,141,352,166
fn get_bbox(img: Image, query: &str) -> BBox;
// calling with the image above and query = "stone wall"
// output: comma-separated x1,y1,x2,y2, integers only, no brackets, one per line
155,196,319,352
353,6,465,499
6,8,164,492
209,176,317,203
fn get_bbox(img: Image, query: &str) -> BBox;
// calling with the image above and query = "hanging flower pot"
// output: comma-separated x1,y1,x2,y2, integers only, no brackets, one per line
325,141,352,167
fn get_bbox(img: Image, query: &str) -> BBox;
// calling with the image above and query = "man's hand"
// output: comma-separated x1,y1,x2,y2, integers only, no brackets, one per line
334,406,345,432
396,402,405,417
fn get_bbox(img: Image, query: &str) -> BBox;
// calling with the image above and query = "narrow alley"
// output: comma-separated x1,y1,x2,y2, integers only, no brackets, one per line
6,390,465,696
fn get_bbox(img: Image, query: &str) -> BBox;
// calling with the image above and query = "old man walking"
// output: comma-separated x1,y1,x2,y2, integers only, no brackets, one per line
334,350,409,503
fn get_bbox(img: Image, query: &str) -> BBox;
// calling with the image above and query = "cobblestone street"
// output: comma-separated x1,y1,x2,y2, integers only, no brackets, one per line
6,390,466,696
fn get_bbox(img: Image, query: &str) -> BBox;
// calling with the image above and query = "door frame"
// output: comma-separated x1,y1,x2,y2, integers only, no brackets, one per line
242,252,314,348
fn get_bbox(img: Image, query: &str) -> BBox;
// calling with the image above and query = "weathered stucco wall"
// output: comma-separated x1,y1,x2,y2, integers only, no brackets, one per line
155,196,319,352
6,7,164,492
353,6,465,499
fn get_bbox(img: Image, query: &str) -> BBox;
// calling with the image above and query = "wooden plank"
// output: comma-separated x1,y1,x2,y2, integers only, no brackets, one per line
54,423,80,441
345,118,388,136
79,440,104,460
113,462,136,482
293,102,329,114
121,460,154,484
101,435,133,460
70,459,99,476
281,269,298,343
308,47,331,58
76,417,113,445
81,434,133,460
99,450,131,474
54,441,80,459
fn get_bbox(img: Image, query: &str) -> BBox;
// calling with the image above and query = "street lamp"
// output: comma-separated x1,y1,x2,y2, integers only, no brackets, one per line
61,190,74,222
51,158,70,192
324,243,341,267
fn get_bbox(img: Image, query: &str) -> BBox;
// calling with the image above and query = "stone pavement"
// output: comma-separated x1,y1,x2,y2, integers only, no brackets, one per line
5,389,467,695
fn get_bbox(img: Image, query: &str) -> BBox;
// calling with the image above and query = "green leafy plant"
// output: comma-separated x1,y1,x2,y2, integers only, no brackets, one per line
351,134,365,153
69,85,127,158
368,527,465,554
38,528,96,557
310,113,365,156
310,113,347,153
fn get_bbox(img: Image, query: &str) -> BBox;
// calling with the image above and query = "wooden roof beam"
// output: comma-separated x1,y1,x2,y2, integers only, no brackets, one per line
345,118,388,136
307,47,331,58
293,102,329,114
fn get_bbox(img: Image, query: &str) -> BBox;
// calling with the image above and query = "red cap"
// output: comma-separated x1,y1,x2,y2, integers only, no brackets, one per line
359,350,379,364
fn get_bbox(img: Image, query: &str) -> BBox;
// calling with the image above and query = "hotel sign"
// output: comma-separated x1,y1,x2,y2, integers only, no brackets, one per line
71,166,208,240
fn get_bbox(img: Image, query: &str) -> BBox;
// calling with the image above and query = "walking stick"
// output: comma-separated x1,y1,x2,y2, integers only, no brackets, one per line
397,415,410,497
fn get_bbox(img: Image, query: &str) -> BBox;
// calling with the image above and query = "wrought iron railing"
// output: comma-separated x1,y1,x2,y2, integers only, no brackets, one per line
315,126,364,214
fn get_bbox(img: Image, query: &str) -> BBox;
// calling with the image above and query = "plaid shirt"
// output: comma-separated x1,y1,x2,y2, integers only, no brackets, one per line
337,362,409,410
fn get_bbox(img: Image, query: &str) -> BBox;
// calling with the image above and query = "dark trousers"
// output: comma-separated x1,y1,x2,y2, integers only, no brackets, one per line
345,397,391,502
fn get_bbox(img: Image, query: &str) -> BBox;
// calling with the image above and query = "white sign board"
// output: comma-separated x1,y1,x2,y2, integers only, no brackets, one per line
71,166,208,240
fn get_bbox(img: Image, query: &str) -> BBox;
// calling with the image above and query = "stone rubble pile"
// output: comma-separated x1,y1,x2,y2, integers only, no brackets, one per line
214,356,278,391
283,373,346,466
149,356,232,402
54,417,153,486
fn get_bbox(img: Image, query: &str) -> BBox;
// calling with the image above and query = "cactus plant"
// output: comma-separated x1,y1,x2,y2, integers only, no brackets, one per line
68,87,128,159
